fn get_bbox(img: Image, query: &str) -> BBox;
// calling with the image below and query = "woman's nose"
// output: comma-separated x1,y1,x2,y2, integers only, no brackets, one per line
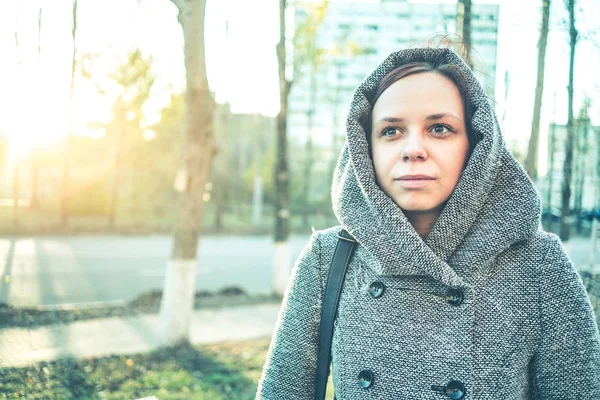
401,133,427,161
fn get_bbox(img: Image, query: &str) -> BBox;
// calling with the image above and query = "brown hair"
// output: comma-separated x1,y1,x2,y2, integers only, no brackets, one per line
366,57,479,151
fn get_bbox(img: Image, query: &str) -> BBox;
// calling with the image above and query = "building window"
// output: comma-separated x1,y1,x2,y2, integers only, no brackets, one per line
367,24,379,31
473,39,497,46
477,26,498,34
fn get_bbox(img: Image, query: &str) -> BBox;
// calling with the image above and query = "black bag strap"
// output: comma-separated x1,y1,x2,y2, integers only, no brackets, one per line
314,229,357,400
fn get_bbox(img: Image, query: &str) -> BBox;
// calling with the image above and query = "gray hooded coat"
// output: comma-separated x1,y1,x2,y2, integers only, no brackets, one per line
255,48,600,399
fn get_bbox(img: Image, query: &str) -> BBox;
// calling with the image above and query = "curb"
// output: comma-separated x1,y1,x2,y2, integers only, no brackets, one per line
33,300,128,312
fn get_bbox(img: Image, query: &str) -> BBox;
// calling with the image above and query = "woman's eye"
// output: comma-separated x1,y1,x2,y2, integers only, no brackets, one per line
382,127,402,137
431,124,451,135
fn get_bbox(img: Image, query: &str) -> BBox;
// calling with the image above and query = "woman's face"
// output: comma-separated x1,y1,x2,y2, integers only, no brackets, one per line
370,71,470,215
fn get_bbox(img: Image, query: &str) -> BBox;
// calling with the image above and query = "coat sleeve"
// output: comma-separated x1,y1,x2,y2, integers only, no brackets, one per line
531,235,600,399
255,231,323,399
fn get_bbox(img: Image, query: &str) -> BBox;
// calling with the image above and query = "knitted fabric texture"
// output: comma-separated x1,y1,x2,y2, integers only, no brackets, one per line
256,48,600,399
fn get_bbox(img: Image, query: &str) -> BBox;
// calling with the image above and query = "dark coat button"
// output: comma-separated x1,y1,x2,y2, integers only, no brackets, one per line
446,380,466,399
368,281,385,298
357,370,374,389
445,288,464,306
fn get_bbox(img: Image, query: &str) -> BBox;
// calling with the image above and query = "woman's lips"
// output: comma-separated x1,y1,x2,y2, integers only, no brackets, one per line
395,175,435,189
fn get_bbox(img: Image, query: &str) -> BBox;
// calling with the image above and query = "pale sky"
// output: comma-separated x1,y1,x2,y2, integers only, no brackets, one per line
0,0,599,168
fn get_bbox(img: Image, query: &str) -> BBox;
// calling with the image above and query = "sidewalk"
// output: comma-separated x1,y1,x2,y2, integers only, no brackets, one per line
0,303,281,369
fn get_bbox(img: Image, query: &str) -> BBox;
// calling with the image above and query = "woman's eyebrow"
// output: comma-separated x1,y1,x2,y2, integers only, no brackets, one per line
374,113,463,124
425,113,463,121
375,117,404,124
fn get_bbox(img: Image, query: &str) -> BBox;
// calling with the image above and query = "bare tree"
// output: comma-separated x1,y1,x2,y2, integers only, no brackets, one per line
500,71,510,132
31,7,43,210
595,125,600,213
13,163,19,229
560,0,578,241
297,2,328,229
327,59,344,197
60,0,78,227
574,121,588,232
574,99,591,233
273,0,292,296
104,50,155,228
525,0,551,180
456,0,472,68
302,64,319,229
272,1,332,294
213,103,229,230
109,100,125,228
546,93,557,212
251,113,264,229
158,0,216,346
325,39,365,197
13,8,22,229
547,122,556,208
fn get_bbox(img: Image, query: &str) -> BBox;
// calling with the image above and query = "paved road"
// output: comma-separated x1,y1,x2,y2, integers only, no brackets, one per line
0,234,312,308
0,233,598,308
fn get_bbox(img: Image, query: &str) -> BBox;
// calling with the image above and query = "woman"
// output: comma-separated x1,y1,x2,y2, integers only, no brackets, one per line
256,47,600,399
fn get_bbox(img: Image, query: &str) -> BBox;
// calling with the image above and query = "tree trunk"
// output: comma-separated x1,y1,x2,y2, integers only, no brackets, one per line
213,103,228,231
252,175,263,229
546,122,556,211
212,154,225,231
109,101,124,228
595,125,600,212
159,0,215,346
525,0,551,180
500,72,510,132
302,65,318,230
31,7,42,210
13,163,19,229
213,182,225,230
252,115,263,229
30,164,40,210
61,0,78,228
229,118,241,216
560,0,577,241
327,62,343,197
575,119,589,233
273,0,291,296
463,0,472,66
573,119,582,232
456,0,472,67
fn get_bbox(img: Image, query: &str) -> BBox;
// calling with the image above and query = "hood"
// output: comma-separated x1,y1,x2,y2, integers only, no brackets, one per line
331,47,541,288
